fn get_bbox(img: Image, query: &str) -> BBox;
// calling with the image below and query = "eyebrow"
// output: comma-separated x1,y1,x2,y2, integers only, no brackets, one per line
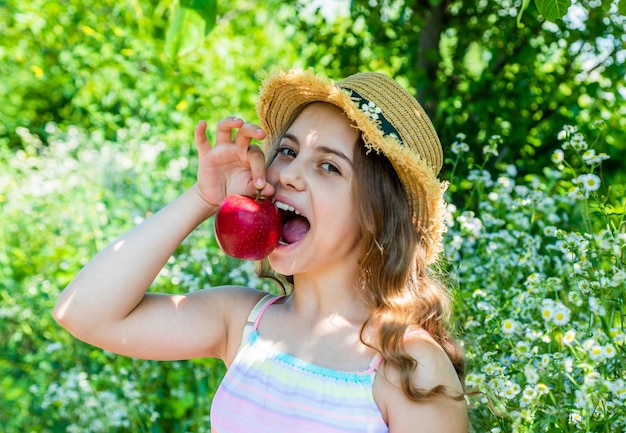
281,132,354,167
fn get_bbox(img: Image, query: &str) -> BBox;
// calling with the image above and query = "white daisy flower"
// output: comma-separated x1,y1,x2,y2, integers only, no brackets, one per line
582,338,596,350
501,381,521,399
578,279,591,293
582,148,595,161
602,344,616,359
567,186,585,200
562,329,576,345
501,319,518,335
569,412,583,424
552,149,564,164
577,173,601,193
541,303,555,322
525,272,541,285
588,345,603,360
553,306,571,326
543,226,557,237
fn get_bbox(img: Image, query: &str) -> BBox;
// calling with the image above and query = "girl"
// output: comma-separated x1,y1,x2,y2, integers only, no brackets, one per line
55,69,468,432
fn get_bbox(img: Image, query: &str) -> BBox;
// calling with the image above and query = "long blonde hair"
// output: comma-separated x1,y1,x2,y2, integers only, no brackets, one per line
352,139,465,400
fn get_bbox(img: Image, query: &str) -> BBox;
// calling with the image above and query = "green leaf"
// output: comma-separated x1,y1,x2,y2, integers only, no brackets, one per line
164,0,218,59
181,0,218,36
534,0,571,21
619,0,626,16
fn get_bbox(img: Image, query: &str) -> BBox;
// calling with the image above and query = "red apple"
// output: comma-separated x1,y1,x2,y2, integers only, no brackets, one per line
214,194,281,260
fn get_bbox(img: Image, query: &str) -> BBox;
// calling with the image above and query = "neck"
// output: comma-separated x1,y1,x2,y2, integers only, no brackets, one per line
287,271,370,325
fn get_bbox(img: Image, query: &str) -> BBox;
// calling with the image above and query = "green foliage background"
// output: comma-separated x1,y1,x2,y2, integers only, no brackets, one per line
1,0,625,431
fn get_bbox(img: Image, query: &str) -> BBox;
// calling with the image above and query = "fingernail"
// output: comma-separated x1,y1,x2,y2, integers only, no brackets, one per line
255,178,265,188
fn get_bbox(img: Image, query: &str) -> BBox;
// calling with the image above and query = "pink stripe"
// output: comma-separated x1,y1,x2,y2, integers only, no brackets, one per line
213,391,383,433
253,295,284,329
365,354,383,373
213,397,279,433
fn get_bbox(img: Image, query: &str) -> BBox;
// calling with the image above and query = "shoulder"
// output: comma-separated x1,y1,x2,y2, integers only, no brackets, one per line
191,285,268,361
374,330,468,433
404,330,463,393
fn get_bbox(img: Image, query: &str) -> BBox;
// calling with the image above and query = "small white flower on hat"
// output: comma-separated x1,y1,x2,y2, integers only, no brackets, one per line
361,101,381,120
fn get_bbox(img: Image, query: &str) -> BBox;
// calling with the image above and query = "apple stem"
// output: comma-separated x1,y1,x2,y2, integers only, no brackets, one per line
255,189,262,201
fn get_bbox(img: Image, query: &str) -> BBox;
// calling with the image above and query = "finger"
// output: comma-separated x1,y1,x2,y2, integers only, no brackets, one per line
246,147,276,199
194,120,211,156
215,117,244,145
233,122,266,149
247,145,268,191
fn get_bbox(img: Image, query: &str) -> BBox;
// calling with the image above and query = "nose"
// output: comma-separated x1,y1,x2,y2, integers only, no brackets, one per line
278,158,306,191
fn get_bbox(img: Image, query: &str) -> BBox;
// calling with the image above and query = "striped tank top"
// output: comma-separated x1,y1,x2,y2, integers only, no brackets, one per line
210,294,388,433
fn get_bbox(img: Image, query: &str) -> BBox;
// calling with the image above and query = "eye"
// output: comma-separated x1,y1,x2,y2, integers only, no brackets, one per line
321,161,341,174
277,145,297,158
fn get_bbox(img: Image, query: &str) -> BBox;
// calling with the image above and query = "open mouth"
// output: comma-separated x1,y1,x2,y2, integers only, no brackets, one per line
275,201,310,245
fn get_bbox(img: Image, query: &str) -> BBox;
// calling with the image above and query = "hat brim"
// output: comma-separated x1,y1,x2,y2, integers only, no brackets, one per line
256,69,447,263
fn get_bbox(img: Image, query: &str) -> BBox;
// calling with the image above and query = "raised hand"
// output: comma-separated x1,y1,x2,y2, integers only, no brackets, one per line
194,117,275,207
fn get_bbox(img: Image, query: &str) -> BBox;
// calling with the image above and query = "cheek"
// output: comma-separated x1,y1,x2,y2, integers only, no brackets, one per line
325,192,359,229
266,159,281,184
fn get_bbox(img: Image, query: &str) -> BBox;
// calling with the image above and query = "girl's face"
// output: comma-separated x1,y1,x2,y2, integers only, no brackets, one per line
266,102,362,278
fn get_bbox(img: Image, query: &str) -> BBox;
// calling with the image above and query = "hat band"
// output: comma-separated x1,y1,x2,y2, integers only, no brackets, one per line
340,87,405,147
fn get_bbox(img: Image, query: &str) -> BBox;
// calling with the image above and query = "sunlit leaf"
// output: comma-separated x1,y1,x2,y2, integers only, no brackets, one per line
182,0,218,36
534,0,571,21
619,0,626,15
164,0,217,59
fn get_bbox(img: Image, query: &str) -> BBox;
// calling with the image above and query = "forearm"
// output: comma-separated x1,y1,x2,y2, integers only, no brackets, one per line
53,185,216,339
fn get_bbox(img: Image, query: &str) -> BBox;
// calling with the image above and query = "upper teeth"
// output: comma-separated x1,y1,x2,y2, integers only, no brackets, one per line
275,201,301,215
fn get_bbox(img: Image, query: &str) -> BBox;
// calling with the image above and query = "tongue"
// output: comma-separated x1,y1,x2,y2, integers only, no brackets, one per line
281,215,310,244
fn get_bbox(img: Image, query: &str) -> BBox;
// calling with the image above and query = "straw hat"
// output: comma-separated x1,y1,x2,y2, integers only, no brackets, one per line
256,69,447,263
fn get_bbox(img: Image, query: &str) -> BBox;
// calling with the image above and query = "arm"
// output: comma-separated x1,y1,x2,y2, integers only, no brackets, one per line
54,118,270,361
375,335,468,433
